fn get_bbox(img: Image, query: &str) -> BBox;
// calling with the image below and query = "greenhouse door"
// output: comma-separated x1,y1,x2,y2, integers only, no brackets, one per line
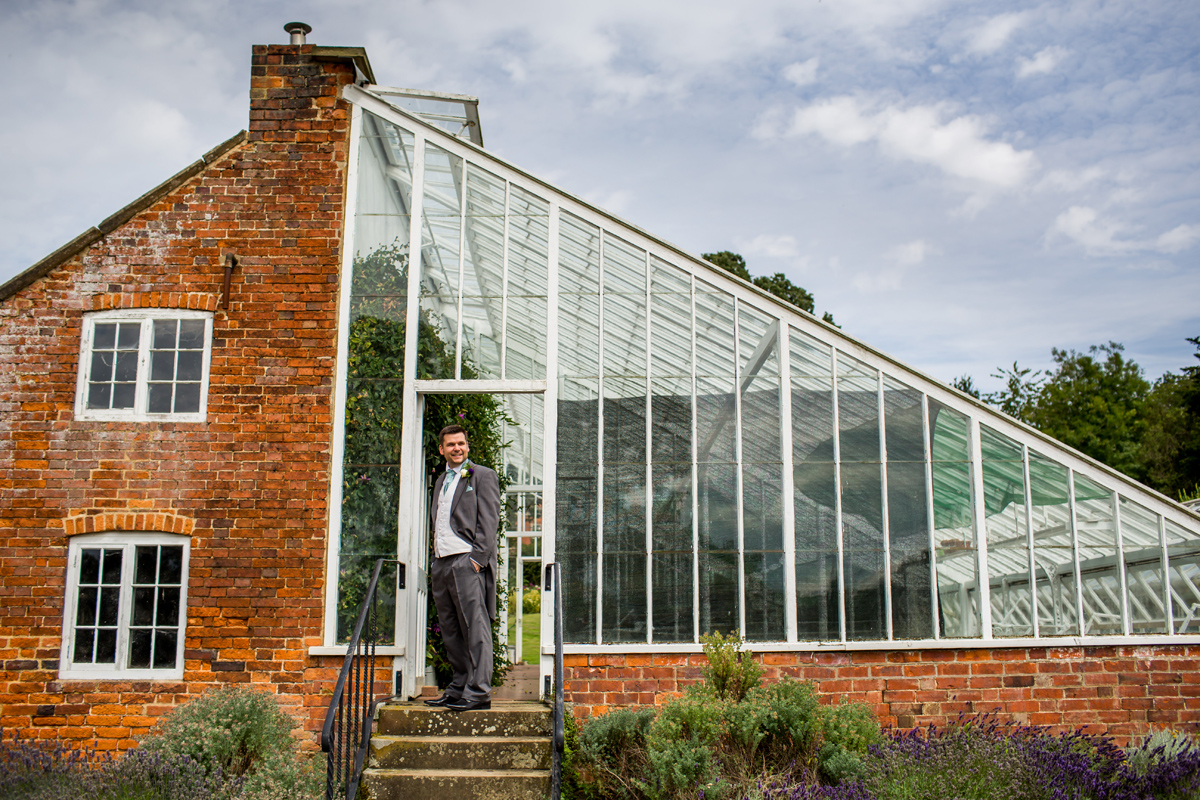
396,380,547,698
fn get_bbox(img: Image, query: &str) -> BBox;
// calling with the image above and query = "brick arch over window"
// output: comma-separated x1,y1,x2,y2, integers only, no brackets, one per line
63,511,196,537
89,292,219,313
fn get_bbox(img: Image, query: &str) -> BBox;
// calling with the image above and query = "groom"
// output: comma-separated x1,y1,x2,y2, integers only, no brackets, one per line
426,424,500,711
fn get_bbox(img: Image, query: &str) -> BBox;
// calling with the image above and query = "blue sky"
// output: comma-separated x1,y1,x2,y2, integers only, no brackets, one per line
2,0,1197,392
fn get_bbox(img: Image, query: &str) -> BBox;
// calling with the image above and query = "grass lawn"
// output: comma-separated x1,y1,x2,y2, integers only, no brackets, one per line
506,610,541,664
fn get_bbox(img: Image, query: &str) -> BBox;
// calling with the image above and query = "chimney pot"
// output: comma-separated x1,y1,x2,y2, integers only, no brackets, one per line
284,22,312,45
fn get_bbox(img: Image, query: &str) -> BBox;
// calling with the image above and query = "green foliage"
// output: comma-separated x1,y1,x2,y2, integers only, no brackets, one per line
818,700,881,784
522,586,541,614
1126,728,1200,776
952,374,982,399
139,686,320,800
644,688,726,799
578,707,656,799
702,251,835,322
701,631,762,702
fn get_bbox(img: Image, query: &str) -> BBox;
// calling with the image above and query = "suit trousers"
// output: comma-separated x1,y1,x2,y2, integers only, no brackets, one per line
430,552,493,702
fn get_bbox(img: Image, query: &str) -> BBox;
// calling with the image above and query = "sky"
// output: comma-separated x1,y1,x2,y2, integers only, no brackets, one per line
2,0,1198,393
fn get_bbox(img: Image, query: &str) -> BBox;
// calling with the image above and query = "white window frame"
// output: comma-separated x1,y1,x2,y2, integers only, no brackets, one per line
59,532,190,681
74,309,213,422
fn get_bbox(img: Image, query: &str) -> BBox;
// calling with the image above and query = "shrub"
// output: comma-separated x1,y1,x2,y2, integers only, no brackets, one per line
523,587,541,614
0,734,95,800
701,632,762,703
644,687,727,799
577,707,655,799
140,686,320,800
817,700,881,784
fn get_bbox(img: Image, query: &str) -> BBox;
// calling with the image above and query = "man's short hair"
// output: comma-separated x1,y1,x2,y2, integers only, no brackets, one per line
439,424,469,444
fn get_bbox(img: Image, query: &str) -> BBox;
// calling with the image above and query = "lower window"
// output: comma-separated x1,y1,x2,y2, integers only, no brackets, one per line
60,533,189,680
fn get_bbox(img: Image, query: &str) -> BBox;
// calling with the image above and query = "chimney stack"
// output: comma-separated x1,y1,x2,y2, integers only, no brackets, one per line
284,22,312,45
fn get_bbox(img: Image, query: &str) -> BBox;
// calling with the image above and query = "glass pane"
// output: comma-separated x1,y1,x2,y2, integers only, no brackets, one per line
841,461,886,640
132,587,155,626
173,384,201,413
603,462,646,553
178,319,206,349
355,114,414,264
99,587,121,626
980,426,1033,638
135,546,157,584
176,351,202,381
117,323,140,350
129,629,152,668
602,553,646,643
651,379,691,465
1166,519,1200,634
795,460,839,641
102,549,123,584
156,587,180,626
80,549,100,584
652,552,693,642
336,555,398,645
1028,451,1077,636
558,293,599,379
114,351,139,382
76,587,98,626
153,319,177,350
74,628,95,663
1119,497,1167,634
889,460,933,640
741,377,781,463
699,550,739,636
337,465,400,644
153,630,177,669
603,380,646,466
602,293,647,378
87,382,112,410
96,629,117,664
94,323,116,349
930,402,980,638
745,551,785,641
459,296,502,379
694,285,735,377
696,376,736,464
462,166,506,299
743,461,783,552
557,461,598,643
1071,473,1121,635
504,295,546,380
507,186,550,298
737,304,779,379
837,353,878,463
112,383,136,409
650,271,692,378
91,351,113,383
418,143,463,379
160,546,183,584
150,350,175,382
652,462,692,552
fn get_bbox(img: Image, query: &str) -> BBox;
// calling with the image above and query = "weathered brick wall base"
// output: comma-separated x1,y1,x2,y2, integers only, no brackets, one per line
565,645,1200,742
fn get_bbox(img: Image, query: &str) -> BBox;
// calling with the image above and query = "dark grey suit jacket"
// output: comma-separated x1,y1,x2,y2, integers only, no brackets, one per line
430,462,501,620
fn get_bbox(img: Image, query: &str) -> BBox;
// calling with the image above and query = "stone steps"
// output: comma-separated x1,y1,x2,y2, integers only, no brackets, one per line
361,701,552,800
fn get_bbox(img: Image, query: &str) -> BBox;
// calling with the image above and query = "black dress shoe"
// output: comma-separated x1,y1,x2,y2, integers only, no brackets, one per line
447,697,491,712
423,694,459,707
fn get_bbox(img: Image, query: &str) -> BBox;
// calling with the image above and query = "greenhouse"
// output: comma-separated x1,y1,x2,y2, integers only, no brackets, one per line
325,83,1200,692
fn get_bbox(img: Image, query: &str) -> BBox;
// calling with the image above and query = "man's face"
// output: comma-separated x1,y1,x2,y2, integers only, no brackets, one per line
439,432,470,467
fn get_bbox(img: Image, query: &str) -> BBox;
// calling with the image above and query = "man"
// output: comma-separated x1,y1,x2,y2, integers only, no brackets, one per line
425,424,500,712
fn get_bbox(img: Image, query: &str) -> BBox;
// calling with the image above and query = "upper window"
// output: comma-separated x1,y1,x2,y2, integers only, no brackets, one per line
75,310,213,421
60,533,189,680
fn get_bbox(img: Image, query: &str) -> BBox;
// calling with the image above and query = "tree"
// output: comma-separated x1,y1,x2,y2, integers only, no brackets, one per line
982,362,1045,423
1138,337,1200,499
701,250,833,323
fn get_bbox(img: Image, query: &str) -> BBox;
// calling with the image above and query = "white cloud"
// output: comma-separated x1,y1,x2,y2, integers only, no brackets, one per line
1017,46,1067,78
740,233,804,261
782,57,819,87
886,239,932,266
967,13,1028,55
1050,207,1200,255
787,97,1036,188
853,268,904,292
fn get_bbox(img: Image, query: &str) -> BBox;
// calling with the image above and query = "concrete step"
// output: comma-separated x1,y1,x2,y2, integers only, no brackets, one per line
376,700,550,737
360,768,549,800
370,734,551,770
493,663,541,701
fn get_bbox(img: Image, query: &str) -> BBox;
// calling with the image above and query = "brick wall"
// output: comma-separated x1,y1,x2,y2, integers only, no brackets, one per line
0,43,378,751
565,645,1200,742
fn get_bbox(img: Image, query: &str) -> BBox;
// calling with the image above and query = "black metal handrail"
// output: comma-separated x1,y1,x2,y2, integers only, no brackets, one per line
545,561,564,800
321,558,405,800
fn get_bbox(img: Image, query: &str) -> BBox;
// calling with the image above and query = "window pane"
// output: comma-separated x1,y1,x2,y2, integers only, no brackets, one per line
150,350,175,382
602,293,647,378
603,380,646,466
1071,473,1121,635
696,377,736,464
176,351,202,381
153,630,177,668
76,587,98,626
604,462,646,553
147,384,173,413
112,383,136,409
418,143,463,379
116,323,140,350
80,549,100,584
96,629,117,663
698,463,738,635
652,462,692,552
695,285,735,377
795,460,839,641
889,461,933,640
1028,451,1077,636
160,547,183,584
652,552,693,642
173,383,201,413
980,425,1033,638
74,628,95,663
602,553,646,643
94,323,116,349
156,587,180,626
504,295,546,380
651,257,691,379
841,461,885,640
153,319,177,350
699,550,739,636
557,380,598,643
178,319,206,349
99,587,121,626
135,546,158,584
132,587,155,626
507,186,550,297
129,629,152,669
745,551,785,641
1165,519,1200,634
738,304,779,379
651,380,691,464
87,382,112,410
114,351,139,382
1119,497,1167,634
930,402,980,638
91,351,114,383
837,353,878,463
102,549,123,584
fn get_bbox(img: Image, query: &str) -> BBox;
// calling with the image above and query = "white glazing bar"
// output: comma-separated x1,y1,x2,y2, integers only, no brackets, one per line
969,417,992,639
396,133,427,689
878,370,893,640
922,395,939,640
830,346,846,642
1160,513,1174,634
1022,444,1040,638
734,300,746,636
595,230,606,645
644,250,653,644
539,203,560,684
690,274,701,643
500,181,511,378
454,161,467,380
1066,468,1086,635
780,325,797,642
323,102,363,645
1112,490,1131,636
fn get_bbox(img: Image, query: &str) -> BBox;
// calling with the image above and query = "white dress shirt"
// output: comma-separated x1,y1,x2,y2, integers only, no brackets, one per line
434,464,472,559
